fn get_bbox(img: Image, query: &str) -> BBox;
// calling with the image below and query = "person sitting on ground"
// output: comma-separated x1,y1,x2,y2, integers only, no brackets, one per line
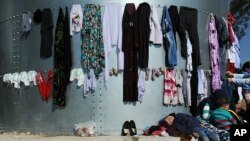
159,113,220,141
197,89,224,121
209,96,237,130
197,89,231,141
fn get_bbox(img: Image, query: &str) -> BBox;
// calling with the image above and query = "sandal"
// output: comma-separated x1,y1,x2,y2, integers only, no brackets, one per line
151,68,156,81
145,68,150,81
156,67,164,77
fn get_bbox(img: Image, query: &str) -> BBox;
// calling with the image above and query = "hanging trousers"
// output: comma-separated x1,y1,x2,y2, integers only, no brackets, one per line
179,7,201,116
179,6,201,66
168,5,180,43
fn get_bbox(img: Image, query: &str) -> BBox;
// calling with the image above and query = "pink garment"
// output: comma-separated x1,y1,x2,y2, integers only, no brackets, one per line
151,126,167,136
163,68,177,105
209,15,221,92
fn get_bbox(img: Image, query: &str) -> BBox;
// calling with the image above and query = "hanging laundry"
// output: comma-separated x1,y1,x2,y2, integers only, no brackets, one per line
70,68,84,87
3,73,13,85
81,4,105,78
227,11,236,45
163,68,177,105
70,4,83,35
54,7,72,108
83,69,96,96
161,6,177,67
12,72,20,89
21,12,32,33
175,70,184,105
137,2,151,69
36,70,53,101
149,5,162,45
186,32,193,72
209,14,221,92
40,8,53,58
197,69,208,101
138,70,146,103
19,71,29,86
28,70,37,85
214,16,229,47
103,3,124,88
179,6,201,66
168,5,180,43
122,3,139,102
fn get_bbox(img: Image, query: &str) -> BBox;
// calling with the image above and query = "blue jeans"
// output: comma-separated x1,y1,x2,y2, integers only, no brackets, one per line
193,126,220,141
161,6,177,67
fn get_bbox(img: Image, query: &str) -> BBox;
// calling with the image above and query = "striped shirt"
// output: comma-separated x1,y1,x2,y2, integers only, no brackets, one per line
210,108,237,130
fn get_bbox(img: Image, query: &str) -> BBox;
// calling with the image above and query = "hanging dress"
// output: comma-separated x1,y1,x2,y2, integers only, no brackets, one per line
122,3,139,101
81,4,105,78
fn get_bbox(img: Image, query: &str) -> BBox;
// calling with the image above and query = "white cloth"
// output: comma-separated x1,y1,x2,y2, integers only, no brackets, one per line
28,70,37,85
187,71,192,106
138,70,146,103
233,34,240,69
12,72,20,89
83,69,96,96
70,68,84,87
19,71,29,86
103,3,124,88
149,5,162,44
3,73,12,84
70,4,83,35
186,32,193,71
198,69,208,101
175,70,184,104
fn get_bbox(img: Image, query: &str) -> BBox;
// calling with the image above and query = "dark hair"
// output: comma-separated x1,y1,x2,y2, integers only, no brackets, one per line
242,61,250,72
216,96,229,107
158,113,175,127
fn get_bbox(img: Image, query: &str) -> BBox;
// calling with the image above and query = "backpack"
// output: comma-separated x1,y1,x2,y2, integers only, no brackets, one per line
228,109,244,124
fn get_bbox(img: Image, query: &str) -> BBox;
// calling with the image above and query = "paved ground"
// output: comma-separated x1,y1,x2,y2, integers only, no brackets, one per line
0,132,196,141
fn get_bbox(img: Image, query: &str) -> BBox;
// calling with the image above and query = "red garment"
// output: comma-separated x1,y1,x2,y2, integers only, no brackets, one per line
151,126,167,136
227,11,235,45
227,60,235,73
36,70,53,101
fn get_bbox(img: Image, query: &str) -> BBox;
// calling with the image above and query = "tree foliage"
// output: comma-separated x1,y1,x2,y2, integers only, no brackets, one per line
230,0,250,40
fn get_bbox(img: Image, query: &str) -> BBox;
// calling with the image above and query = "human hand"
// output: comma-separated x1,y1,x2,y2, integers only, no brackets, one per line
226,71,234,78
192,132,199,139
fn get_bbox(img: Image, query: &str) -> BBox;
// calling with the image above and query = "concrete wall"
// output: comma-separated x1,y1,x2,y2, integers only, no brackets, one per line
0,0,228,135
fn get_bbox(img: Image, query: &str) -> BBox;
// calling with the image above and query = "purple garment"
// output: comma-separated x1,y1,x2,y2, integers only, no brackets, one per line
209,15,221,91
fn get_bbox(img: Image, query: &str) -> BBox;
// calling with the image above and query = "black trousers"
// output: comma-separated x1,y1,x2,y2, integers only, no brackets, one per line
179,6,201,67
168,5,179,43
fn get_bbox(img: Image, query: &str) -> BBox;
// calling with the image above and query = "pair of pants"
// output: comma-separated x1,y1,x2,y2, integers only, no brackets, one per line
179,6,201,66
193,126,220,141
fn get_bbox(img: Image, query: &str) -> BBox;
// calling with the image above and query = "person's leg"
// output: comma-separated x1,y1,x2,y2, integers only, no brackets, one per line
244,93,250,122
203,127,220,141
193,127,209,141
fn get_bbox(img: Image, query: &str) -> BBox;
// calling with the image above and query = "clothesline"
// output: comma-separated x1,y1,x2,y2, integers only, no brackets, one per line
0,4,227,25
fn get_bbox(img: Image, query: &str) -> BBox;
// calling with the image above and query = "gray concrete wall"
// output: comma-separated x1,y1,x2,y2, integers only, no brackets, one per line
0,0,228,135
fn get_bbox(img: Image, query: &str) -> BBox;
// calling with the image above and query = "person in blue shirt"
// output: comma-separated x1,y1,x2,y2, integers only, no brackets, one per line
227,61,250,122
159,113,220,141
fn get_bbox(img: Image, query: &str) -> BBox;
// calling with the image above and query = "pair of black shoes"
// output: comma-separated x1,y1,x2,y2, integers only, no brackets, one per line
121,120,137,136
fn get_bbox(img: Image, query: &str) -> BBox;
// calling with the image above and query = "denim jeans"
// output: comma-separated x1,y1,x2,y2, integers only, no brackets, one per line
193,126,220,141
161,6,177,67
